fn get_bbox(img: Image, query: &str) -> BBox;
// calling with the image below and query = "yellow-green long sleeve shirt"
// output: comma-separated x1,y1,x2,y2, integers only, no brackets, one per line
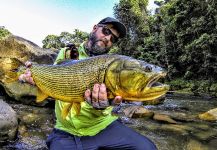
54,43,118,136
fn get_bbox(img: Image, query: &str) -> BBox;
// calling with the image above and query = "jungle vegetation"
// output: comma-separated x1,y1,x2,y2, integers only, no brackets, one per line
0,26,11,40
113,0,217,96
2,0,215,96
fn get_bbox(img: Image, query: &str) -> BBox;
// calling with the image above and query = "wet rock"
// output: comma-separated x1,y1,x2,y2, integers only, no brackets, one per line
123,106,154,118
153,110,198,122
0,99,18,144
11,136,48,150
199,108,217,121
194,129,217,141
207,138,217,150
160,124,193,135
0,35,56,64
6,103,55,150
0,35,57,104
186,139,209,150
153,113,178,124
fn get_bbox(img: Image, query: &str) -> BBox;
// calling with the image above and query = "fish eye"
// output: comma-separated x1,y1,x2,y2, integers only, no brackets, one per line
144,66,152,72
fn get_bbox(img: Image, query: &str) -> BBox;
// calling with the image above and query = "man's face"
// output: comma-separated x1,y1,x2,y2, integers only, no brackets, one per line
88,24,120,55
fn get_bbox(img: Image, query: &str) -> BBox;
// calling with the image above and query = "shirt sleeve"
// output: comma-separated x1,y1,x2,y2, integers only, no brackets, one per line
54,47,113,116
54,48,71,65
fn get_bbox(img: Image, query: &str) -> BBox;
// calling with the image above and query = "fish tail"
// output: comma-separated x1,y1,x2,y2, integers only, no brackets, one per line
1,58,25,83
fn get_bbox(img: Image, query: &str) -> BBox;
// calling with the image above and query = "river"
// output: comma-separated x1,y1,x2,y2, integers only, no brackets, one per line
1,94,217,150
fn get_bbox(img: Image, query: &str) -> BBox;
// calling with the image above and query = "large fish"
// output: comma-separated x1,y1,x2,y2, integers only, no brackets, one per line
21,55,169,117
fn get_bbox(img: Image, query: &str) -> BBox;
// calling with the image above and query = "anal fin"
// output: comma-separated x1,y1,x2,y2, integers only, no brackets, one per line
62,103,73,119
36,89,48,103
73,102,81,115
61,102,81,119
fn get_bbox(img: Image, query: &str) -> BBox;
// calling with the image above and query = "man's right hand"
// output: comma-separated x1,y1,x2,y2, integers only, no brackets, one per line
84,83,122,109
18,61,35,85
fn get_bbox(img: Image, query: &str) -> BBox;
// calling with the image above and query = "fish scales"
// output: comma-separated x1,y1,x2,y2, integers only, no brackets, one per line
30,55,119,102
16,55,170,117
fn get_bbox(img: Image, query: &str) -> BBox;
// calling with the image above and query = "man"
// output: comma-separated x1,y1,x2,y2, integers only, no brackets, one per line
20,17,157,150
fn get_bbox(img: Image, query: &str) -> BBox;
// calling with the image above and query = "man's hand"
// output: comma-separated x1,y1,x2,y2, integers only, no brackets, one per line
18,61,35,85
84,83,122,109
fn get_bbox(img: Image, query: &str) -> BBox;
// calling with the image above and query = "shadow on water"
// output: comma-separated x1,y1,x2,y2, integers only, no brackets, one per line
1,94,217,150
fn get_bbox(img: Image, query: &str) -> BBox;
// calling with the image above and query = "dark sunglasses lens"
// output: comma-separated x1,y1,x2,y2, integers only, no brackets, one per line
102,27,111,35
102,27,118,43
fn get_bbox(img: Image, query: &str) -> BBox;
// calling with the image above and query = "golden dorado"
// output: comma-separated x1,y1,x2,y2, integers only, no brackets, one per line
22,55,169,117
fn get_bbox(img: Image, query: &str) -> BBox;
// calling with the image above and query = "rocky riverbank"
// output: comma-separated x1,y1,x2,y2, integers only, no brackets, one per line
1,93,217,150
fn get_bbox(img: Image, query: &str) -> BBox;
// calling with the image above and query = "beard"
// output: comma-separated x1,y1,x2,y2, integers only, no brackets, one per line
87,32,110,56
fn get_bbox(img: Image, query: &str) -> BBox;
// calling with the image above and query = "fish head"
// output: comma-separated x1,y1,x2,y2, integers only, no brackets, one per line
105,57,169,101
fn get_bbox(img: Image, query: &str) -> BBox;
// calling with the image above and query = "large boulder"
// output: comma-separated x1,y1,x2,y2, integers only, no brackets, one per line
0,99,18,145
0,35,57,104
0,35,56,64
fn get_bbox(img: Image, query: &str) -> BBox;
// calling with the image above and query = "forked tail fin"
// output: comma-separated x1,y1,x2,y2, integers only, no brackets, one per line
0,58,25,83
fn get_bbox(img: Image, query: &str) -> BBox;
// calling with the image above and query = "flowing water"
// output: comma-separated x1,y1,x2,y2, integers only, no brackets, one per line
125,94,217,150
1,94,217,150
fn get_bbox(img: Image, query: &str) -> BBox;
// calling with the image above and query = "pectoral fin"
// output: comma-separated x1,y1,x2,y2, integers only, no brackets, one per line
62,103,73,119
36,89,48,103
73,102,81,115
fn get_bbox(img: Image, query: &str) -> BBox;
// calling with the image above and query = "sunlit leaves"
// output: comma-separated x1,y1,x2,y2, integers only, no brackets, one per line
42,29,88,50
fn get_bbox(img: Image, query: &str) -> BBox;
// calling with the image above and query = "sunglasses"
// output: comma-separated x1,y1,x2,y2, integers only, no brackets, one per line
97,24,119,43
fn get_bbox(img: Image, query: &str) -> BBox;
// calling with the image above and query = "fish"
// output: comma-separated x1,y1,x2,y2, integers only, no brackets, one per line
21,55,170,117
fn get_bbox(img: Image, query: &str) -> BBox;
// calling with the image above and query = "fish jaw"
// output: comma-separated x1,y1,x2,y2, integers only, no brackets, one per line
105,57,169,102
113,80,169,102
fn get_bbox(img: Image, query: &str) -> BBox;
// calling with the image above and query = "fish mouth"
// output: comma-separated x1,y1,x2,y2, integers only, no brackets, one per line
147,73,167,88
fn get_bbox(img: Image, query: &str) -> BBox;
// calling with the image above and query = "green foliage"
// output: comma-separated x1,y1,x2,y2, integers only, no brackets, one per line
168,79,217,97
40,0,217,96
0,27,11,39
210,83,217,97
114,0,217,96
113,0,151,58
42,34,63,49
190,80,211,94
42,29,89,50
157,0,217,81
167,78,192,91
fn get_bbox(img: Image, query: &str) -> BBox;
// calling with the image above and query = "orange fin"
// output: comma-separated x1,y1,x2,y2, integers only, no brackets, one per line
73,102,81,115
36,89,48,103
61,101,81,119
61,103,73,119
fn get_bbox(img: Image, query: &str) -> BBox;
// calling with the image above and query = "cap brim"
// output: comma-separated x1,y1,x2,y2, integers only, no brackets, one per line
111,22,126,38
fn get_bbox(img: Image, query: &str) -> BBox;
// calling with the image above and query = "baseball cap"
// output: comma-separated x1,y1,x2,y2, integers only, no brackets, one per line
97,17,127,38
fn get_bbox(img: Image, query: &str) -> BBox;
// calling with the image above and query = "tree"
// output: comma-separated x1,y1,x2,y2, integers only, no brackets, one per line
113,0,151,58
0,26,11,39
158,0,217,81
42,29,89,50
42,35,62,49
